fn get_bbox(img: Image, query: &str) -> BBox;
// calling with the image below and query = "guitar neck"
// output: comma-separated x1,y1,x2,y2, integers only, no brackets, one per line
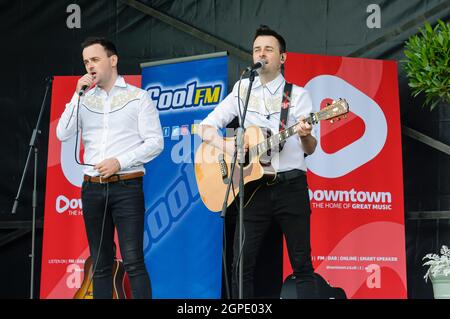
249,113,317,159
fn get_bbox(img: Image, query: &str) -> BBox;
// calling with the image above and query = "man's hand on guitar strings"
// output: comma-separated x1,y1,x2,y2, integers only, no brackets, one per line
233,136,249,163
297,116,313,137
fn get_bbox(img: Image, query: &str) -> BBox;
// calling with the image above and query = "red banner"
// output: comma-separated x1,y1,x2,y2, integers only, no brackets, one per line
284,53,407,299
40,76,140,298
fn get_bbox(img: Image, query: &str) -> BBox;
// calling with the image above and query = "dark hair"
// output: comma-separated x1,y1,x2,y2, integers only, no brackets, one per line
253,25,286,53
81,37,118,57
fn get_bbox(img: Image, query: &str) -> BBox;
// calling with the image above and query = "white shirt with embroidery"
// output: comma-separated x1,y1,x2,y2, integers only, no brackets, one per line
56,76,164,176
200,73,315,172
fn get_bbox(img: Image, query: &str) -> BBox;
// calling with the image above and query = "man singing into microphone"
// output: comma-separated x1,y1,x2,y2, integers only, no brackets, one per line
56,37,163,299
197,25,319,298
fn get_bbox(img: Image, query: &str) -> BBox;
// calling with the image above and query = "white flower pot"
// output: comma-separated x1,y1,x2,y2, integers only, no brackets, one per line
430,274,450,299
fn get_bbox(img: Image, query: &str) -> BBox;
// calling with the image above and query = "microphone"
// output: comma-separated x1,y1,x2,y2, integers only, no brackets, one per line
246,59,266,72
79,85,89,96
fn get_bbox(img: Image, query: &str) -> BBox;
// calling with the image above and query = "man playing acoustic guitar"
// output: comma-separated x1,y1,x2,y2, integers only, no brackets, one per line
197,25,320,298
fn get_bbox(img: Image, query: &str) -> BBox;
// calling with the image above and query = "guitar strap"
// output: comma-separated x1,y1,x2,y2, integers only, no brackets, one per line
279,81,293,151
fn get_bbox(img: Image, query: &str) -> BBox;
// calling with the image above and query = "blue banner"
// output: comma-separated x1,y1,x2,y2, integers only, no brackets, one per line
141,53,227,298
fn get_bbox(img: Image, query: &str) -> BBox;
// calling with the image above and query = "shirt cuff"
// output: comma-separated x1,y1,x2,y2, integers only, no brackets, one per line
116,153,133,170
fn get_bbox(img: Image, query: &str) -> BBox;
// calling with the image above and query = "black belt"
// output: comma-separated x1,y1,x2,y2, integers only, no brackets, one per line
268,169,306,185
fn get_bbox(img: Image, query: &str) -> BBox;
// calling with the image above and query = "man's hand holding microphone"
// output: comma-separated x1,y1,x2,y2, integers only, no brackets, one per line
77,73,95,96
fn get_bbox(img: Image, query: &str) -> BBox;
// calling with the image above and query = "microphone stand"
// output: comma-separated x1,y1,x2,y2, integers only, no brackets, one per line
11,76,53,299
220,69,257,299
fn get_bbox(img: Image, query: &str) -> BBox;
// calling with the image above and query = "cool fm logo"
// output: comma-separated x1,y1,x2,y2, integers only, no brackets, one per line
305,75,387,178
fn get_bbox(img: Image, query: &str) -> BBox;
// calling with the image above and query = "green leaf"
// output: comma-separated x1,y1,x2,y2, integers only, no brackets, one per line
425,22,433,35
404,50,414,59
430,99,440,111
437,34,444,46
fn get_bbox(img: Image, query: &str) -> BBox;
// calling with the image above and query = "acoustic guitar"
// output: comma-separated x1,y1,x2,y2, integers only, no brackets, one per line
73,255,126,299
194,98,349,212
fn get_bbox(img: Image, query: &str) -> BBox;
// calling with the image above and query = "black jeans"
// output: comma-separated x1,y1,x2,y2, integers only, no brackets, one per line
231,171,319,298
81,177,152,299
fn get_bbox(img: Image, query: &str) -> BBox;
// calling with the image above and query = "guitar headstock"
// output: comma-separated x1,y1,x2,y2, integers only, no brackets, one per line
317,98,350,123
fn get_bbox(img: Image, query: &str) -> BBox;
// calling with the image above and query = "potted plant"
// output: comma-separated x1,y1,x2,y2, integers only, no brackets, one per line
403,19,450,111
423,245,450,299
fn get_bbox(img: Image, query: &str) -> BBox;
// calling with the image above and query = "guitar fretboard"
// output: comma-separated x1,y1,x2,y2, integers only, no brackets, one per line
246,98,348,161
248,114,316,160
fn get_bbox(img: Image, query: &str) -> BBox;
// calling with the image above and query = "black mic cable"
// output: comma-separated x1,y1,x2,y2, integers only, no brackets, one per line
75,95,95,167
67,91,112,298
83,181,109,298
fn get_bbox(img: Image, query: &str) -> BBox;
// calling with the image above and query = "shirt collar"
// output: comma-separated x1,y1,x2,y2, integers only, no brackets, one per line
114,75,127,88
252,73,285,95
92,75,127,95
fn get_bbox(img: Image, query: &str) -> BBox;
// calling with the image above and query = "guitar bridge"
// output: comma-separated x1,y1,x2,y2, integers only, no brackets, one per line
218,154,229,183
